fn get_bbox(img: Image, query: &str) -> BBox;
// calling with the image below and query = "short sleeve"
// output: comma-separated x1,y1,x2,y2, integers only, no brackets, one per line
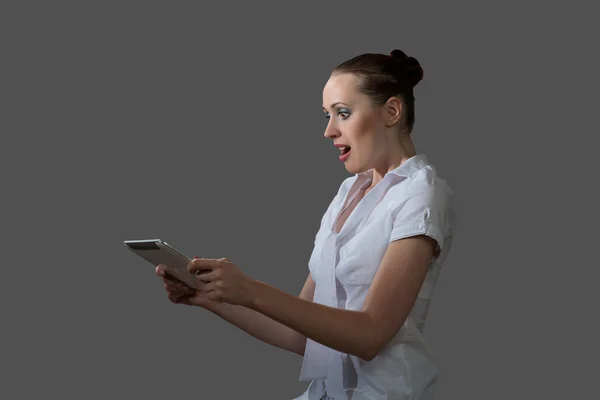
389,184,454,252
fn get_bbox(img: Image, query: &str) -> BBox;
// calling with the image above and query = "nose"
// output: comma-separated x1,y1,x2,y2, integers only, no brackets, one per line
324,119,340,139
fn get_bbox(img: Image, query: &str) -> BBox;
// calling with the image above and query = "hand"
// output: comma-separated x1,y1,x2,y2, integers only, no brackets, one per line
187,257,256,307
155,264,213,308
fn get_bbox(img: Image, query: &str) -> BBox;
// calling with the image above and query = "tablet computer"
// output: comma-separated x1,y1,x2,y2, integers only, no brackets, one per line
124,238,197,289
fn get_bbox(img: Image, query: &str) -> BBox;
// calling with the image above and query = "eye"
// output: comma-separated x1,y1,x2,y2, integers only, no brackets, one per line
338,108,350,120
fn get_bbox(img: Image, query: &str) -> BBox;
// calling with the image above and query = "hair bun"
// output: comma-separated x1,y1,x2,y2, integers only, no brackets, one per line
389,49,408,60
390,49,423,87
405,57,423,87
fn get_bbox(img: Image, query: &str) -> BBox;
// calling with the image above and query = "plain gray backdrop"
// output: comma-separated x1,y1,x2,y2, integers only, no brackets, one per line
1,1,597,399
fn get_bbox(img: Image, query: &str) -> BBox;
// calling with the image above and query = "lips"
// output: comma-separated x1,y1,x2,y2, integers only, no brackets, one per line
334,143,351,162
334,144,351,154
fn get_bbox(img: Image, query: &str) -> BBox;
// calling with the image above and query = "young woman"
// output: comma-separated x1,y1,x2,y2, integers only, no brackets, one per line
156,49,456,400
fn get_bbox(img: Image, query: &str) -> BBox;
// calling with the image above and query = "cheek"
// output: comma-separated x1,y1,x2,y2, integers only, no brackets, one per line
355,114,378,135
348,115,380,149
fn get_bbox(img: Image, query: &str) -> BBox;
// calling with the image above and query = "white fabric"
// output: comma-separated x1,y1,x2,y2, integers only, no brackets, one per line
294,154,456,400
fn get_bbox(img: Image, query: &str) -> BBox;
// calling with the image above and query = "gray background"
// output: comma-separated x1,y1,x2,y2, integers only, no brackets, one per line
1,1,597,399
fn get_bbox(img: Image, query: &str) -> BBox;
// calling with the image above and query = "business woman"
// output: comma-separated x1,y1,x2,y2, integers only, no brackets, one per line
156,49,456,400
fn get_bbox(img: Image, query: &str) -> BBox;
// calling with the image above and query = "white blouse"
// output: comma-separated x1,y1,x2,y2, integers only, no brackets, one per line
294,154,457,400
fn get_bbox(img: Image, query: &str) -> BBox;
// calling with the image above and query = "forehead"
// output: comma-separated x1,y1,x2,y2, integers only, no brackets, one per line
322,73,364,106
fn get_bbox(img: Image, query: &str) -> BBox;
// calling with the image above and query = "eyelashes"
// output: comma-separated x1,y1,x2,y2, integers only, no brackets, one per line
325,108,351,120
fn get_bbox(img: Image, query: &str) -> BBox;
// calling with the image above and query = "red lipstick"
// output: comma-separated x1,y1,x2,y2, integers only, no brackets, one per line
334,144,351,162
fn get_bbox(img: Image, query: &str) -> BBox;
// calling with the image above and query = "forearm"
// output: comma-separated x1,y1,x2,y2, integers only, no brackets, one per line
204,300,306,355
247,281,378,361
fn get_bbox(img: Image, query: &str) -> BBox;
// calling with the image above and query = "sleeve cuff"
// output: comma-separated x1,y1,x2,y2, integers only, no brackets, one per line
389,221,445,250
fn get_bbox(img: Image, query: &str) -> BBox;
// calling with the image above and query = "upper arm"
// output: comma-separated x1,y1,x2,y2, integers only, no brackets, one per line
362,235,437,352
362,184,454,354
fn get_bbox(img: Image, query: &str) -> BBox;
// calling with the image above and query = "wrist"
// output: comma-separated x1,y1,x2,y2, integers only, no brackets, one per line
194,297,225,314
244,279,266,310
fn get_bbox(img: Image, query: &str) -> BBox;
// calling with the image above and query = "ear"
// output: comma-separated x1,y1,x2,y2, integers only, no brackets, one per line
383,96,403,127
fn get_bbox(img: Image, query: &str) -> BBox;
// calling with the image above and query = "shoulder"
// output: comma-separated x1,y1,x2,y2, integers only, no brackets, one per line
387,164,456,249
390,164,454,211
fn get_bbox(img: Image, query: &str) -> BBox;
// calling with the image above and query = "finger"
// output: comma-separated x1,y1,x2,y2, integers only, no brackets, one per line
164,282,191,295
162,275,177,285
161,272,181,283
164,282,180,294
162,276,187,291
199,281,217,293
187,258,222,274
163,267,198,285
156,264,167,276
173,292,194,305
162,275,191,288
195,270,218,283
168,292,185,304
163,278,184,291
164,280,196,294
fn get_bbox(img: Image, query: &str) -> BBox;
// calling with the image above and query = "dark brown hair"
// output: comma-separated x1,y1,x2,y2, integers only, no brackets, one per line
332,49,424,132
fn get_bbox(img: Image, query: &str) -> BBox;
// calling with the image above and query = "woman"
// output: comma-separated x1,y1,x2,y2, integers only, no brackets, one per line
156,49,456,400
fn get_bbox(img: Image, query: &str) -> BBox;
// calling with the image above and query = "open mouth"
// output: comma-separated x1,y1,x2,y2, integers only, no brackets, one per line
340,146,351,155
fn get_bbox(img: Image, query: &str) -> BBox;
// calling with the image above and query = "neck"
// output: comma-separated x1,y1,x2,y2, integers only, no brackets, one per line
369,134,416,188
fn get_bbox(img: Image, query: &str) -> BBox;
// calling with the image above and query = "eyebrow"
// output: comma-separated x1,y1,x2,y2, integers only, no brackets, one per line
322,102,348,111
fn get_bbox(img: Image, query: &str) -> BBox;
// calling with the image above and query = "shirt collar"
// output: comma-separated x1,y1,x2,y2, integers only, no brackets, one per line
390,154,429,178
357,154,429,182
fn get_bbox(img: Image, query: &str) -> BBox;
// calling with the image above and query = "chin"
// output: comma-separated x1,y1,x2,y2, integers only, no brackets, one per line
344,162,365,175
